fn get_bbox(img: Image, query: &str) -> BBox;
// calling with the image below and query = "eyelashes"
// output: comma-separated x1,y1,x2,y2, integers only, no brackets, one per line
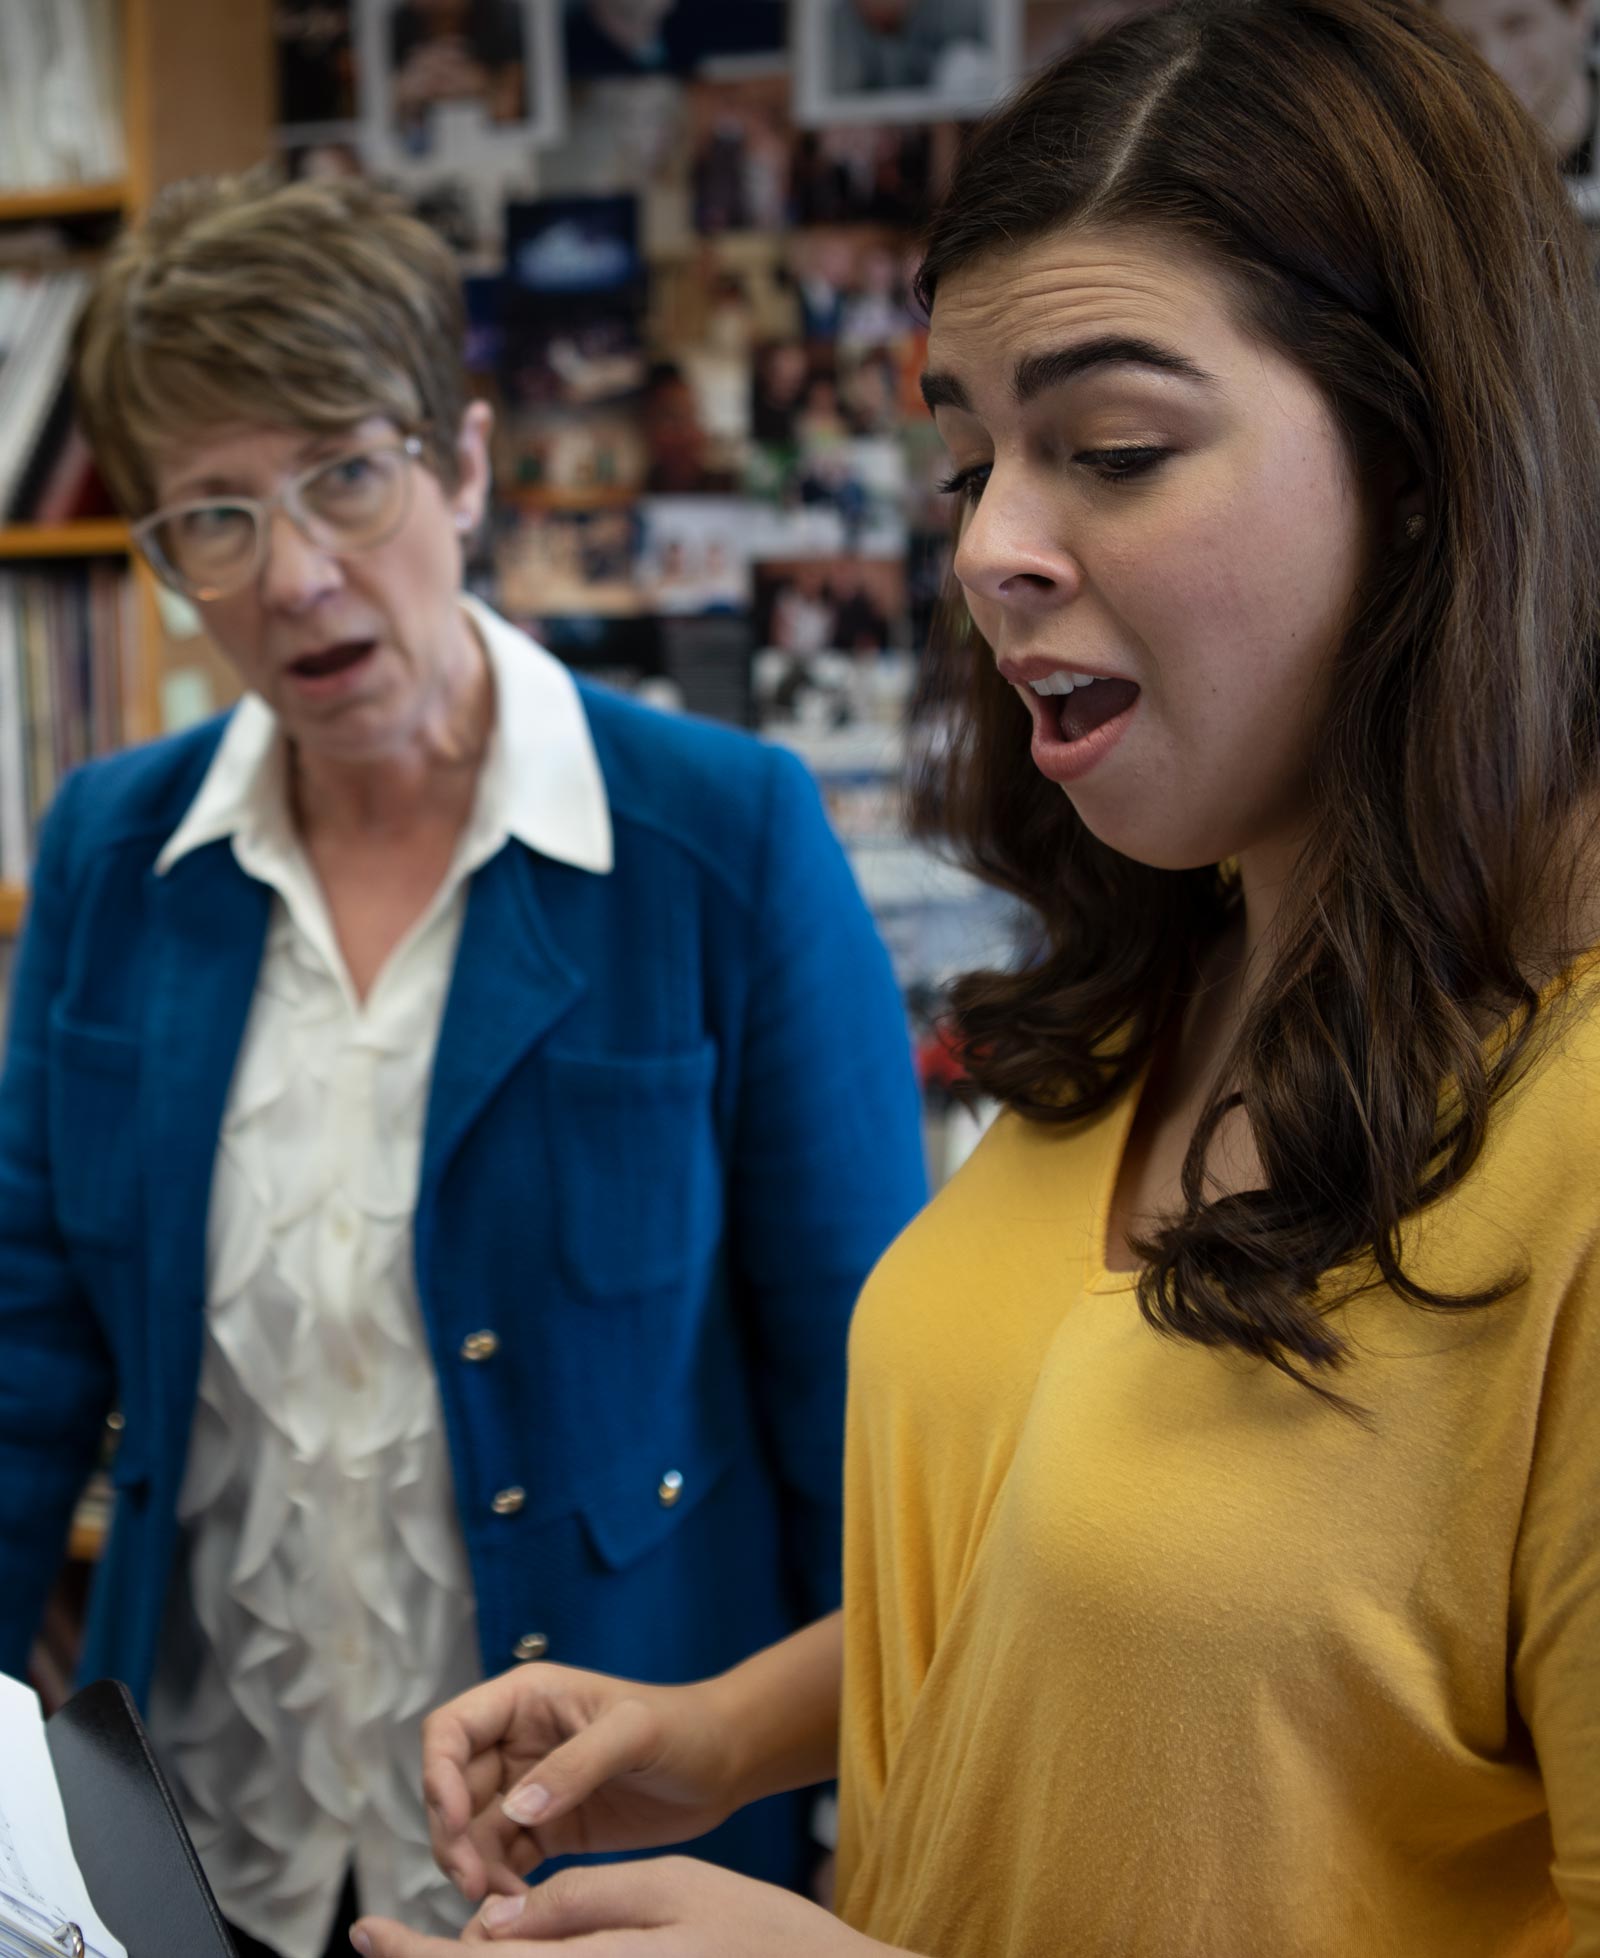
934,462,992,506
1085,445,1170,482
936,446,1171,506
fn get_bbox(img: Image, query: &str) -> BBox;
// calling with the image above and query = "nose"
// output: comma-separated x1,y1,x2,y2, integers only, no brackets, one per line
951,473,1084,617
258,507,343,613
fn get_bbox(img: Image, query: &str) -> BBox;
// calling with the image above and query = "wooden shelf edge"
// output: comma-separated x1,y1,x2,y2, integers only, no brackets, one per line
0,519,131,559
0,179,129,222
0,885,26,935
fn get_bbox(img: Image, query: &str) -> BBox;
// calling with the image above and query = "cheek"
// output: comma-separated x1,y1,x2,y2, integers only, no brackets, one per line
195,596,270,680
1137,452,1361,713
357,508,462,637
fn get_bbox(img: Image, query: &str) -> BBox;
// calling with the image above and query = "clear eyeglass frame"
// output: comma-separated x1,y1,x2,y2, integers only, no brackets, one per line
130,434,427,602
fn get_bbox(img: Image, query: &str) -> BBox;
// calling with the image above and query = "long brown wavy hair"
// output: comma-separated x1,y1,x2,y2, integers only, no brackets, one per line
909,0,1600,1395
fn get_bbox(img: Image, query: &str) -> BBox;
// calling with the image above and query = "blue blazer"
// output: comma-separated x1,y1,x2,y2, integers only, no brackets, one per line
0,685,927,1892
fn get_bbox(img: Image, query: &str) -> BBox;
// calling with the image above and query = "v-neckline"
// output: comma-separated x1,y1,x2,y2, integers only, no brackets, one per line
1082,1057,1156,1295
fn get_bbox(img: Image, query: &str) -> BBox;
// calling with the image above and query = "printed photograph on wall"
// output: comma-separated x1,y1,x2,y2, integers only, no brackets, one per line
785,227,924,342
347,0,565,265
500,192,650,404
794,0,1022,125
637,497,754,612
498,405,650,499
375,0,564,153
686,76,795,234
563,0,787,77
495,504,644,613
754,554,907,662
790,121,953,225
277,0,360,126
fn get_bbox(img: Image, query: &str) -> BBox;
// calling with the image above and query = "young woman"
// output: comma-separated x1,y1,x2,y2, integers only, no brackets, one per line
355,0,1600,1951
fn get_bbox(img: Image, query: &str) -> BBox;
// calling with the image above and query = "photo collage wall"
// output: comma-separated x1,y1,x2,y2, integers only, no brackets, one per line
274,1,1152,1106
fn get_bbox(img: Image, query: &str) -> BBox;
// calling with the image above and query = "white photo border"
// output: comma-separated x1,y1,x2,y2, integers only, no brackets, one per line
792,0,1022,127
357,0,567,168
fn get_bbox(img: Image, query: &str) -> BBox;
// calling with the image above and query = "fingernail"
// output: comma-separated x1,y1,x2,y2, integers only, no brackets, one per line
481,1895,524,1931
349,1933,372,1956
502,1782,551,1825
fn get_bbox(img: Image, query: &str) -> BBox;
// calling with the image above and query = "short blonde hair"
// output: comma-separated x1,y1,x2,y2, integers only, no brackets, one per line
73,169,468,515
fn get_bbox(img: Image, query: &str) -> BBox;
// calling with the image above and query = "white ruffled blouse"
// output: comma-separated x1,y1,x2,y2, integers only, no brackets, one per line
144,602,614,1958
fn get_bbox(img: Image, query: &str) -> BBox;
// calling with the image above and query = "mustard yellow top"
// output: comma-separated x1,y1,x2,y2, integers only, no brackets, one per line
837,985,1600,1958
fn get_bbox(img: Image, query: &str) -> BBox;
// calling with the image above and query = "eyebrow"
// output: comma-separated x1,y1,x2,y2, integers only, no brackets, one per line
919,334,1215,413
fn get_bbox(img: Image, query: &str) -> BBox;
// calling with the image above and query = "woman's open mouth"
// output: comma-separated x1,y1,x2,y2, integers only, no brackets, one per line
284,639,379,694
1001,663,1142,786
1028,670,1141,745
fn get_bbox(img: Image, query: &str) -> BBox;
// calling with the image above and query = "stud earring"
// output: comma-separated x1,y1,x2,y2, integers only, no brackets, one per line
1403,512,1425,542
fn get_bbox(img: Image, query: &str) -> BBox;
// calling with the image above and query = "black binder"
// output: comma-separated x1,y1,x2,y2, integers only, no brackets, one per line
45,1681,237,1958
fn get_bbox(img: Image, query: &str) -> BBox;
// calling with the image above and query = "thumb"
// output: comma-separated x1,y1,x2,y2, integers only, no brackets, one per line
501,1695,661,1830
349,1916,458,1957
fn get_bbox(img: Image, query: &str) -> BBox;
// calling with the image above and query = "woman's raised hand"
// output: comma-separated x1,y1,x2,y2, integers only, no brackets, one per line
421,1662,743,1905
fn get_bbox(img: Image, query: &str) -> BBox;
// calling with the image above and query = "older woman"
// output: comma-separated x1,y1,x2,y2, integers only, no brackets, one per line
353,1,1600,1954
0,175,926,1958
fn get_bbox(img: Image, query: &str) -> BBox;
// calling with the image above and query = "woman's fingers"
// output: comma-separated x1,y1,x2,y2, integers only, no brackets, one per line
423,1671,564,1896
469,1863,676,1943
423,1670,543,1831
357,1894,659,1958
499,1695,662,1832
422,1683,667,1902
437,1757,540,1902
444,1825,541,1910
349,1919,467,1957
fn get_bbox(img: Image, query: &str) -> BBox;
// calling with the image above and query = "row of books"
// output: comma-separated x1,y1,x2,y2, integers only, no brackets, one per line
0,562,133,883
0,269,105,524
0,0,123,194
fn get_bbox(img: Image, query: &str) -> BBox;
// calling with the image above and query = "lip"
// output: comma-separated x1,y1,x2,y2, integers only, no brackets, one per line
281,637,380,701
995,656,1141,787
995,655,1132,688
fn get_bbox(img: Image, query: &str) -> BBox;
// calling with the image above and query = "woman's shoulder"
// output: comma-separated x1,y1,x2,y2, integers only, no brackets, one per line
1464,954,1600,1244
577,678,784,792
40,715,230,860
1516,946,1600,1103
579,684,842,886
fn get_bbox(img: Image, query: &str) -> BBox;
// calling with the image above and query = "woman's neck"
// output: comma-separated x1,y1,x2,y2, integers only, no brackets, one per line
1232,827,1307,999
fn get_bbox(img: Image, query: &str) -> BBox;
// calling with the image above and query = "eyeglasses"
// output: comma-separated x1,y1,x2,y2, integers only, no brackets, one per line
132,436,426,601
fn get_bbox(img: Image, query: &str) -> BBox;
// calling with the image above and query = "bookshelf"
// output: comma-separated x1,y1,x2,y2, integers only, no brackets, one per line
0,182,129,224
0,0,273,937
0,520,130,559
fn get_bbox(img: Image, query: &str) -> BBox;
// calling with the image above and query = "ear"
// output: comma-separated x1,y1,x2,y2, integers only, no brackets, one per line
449,399,495,540
1370,439,1427,549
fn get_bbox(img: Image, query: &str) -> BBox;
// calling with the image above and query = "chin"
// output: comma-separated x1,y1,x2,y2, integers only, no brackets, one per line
1065,795,1238,875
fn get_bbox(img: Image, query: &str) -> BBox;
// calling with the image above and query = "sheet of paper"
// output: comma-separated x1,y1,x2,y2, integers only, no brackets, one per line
0,1673,126,1958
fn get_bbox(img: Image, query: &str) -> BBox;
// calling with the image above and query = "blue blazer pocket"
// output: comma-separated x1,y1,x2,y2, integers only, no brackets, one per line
546,1040,722,1298
578,1429,738,1572
48,1009,142,1248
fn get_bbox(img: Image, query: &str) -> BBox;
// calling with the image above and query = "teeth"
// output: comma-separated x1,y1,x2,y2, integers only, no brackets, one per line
1028,672,1100,696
